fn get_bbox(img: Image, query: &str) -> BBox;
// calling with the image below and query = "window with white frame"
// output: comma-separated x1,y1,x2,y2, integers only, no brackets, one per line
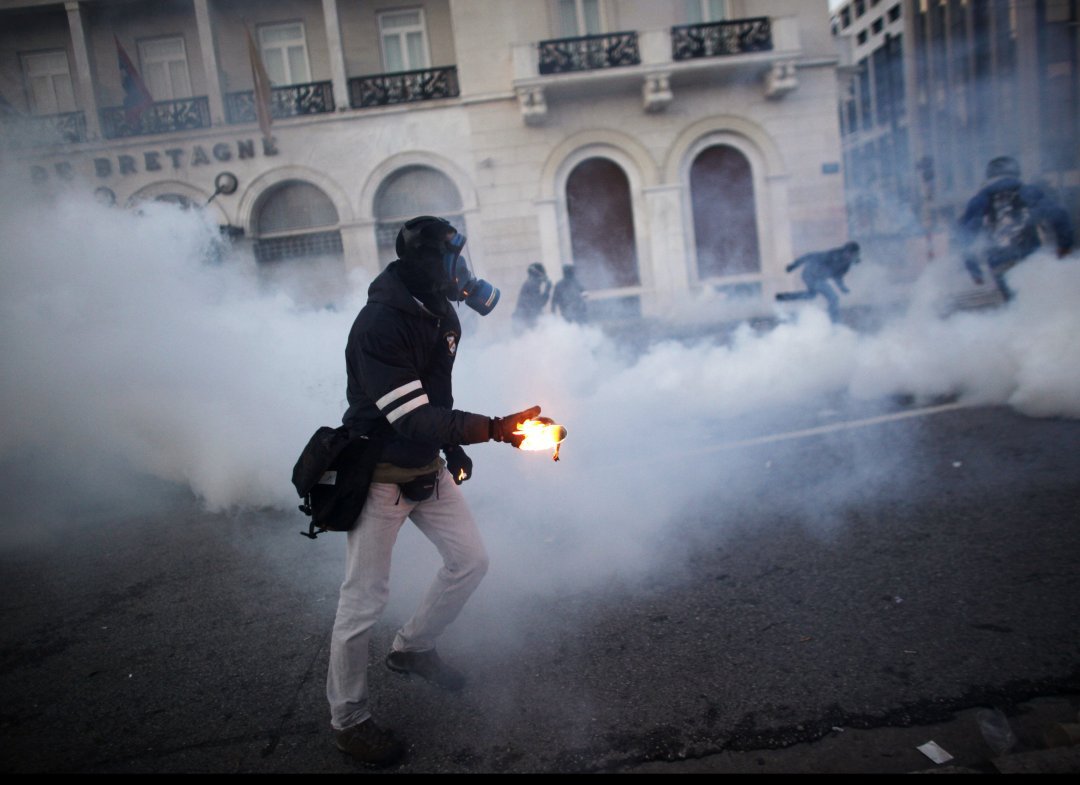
378,9,430,73
21,49,76,115
138,37,192,100
556,0,603,37
683,0,729,24
258,22,311,86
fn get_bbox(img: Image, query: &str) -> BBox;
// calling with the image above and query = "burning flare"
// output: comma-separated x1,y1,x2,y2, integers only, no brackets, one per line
514,416,568,461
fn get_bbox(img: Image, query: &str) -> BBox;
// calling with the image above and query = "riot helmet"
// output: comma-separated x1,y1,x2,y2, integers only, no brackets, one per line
986,156,1021,181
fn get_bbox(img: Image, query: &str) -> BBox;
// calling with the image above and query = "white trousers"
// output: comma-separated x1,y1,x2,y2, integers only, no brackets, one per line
326,466,489,730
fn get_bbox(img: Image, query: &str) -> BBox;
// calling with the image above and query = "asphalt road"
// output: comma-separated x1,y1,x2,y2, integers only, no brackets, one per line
1,401,1079,773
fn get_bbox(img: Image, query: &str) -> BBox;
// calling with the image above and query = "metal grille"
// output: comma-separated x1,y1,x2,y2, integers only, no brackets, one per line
225,81,335,124
348,66,460,109
671,17,772,61
254,231,343,264
537,32,640,75
99,96,211,139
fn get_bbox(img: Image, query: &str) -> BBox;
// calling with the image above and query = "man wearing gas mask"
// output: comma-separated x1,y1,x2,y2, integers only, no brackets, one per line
327,215,541,766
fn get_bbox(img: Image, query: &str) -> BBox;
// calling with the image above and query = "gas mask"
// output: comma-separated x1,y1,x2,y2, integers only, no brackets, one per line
442,231,500,316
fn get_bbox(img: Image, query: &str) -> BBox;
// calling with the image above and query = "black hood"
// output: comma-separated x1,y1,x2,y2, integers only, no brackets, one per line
369,261,450,318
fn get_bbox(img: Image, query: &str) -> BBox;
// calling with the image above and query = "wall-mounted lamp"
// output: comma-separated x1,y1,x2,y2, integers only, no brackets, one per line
206,171,239,205
93,186,116,207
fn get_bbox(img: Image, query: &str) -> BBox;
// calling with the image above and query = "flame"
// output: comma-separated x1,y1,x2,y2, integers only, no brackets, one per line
457,468,467,482
514,417,567,460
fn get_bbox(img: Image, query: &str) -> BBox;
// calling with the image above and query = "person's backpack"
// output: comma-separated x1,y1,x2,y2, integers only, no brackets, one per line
987,185,1034,252
291,426,383,539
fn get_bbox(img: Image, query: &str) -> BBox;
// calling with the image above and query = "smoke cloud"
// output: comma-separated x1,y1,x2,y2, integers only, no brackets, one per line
1,179,1077,612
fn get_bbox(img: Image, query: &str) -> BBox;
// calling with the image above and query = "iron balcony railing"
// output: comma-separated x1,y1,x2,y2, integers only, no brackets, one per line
671,17,773,61
99,96,211,139
2,110,87,146
225,80,335,125
538,31,640,75
348,66,459,108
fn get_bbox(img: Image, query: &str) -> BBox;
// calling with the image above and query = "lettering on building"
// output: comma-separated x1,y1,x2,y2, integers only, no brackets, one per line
29,137,278,184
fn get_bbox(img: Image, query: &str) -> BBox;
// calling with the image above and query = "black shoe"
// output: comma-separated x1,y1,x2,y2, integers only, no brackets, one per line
386,648,466,691
335,718,405,766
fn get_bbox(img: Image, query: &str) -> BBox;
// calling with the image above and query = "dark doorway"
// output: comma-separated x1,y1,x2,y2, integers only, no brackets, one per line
690,145,761,279
566,157,640,290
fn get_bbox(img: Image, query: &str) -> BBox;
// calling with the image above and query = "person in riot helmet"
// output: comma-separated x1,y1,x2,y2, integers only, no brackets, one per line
775,241,861,324
551,263,588,324
956,155,1074,302
327,215,540,766
511,262,552,331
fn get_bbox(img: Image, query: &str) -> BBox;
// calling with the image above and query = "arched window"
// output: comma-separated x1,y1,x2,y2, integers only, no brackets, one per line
566,157,640,291
252,180,344,308
373,165,463,266
690,145,760,280
256,180,337,234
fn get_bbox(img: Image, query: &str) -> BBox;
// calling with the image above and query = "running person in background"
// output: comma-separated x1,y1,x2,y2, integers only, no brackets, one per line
775,241,861,324
956,156,1073,302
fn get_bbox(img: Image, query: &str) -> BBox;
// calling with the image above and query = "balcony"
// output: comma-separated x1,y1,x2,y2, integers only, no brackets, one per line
225,81,335,125
671,17,773,60
2,110,86,147
347,66,460,109
537,31,640,75
99,96,211,140
512,15,801,124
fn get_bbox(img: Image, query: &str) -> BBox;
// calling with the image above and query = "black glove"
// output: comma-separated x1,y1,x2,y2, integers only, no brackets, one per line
490,405,542,448
444,445,472,485
785,263,796,273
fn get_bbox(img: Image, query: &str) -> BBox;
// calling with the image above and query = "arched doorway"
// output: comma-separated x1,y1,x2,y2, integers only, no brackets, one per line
565,157,640,319
373,165,464,267
252,179,345,308
690,145,761,282
153,193,198,210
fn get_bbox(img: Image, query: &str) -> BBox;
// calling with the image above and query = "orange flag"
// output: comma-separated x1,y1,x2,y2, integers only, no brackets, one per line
244,25,273,143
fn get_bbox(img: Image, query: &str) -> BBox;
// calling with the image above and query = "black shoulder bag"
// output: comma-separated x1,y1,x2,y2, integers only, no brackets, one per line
291,426,385,540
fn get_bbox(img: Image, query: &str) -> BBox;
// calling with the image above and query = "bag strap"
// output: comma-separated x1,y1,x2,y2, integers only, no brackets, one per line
298,493,318,539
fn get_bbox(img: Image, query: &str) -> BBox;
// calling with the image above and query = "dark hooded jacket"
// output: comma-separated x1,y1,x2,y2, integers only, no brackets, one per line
343,261,490,468
786,244,858,286
957,175,1074,262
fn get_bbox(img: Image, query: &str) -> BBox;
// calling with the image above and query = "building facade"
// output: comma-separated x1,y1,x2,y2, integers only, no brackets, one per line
1,0,849,324
832,0,909,240
832,0,1079,270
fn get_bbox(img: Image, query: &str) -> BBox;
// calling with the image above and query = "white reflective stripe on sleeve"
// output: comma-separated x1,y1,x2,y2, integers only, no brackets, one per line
376,380,423,411
385,394,429,424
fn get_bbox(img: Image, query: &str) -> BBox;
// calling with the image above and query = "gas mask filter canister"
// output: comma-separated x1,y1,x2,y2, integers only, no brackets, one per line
443,232,500,316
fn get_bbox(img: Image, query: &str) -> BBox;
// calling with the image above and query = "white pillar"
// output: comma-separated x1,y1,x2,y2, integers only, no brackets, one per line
322,0,350,112
642,184,689,313
64,1,101,140
341,223,380,278
193,0,226,125
535,197,564,276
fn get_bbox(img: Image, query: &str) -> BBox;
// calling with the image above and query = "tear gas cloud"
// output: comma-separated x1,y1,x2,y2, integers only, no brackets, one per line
1,180,1078,604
